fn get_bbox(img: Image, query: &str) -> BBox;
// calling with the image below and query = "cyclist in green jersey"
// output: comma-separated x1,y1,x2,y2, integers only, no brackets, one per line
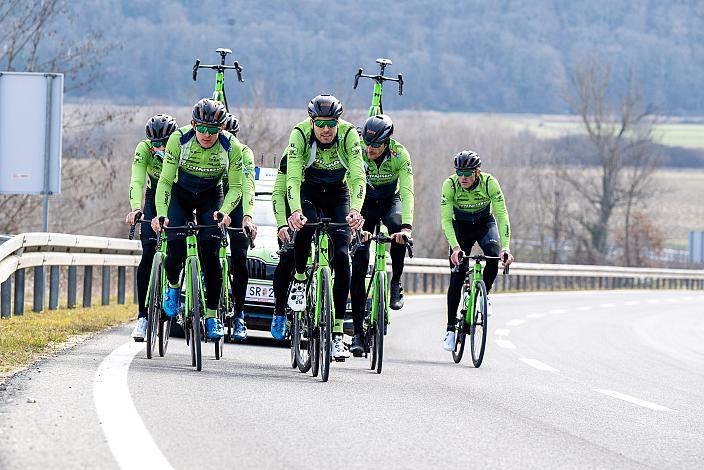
150,98,249,340
286,94,366,359
350,114,414,355
126,114,178,341
440,151,514,351
270,153,294,340
222,113,257,340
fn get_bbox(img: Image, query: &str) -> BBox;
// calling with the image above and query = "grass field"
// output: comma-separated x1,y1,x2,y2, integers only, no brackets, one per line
482,113,704,149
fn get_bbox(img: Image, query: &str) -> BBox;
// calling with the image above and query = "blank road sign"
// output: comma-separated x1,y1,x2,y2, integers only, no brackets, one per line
0,72,63,195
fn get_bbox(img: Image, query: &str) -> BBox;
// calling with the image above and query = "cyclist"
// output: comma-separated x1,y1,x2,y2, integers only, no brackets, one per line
286,94,366,359
222,113,257,340
349,114,414,355
270,152,294,340
126,114,178,341
151,98,249,340
440,151,514,351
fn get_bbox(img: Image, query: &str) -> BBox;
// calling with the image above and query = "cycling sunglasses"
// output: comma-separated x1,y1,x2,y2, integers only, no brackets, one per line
365,141,385,148
150,140,166,148
195,124,221,135
455,169,476,177
313,119,338,128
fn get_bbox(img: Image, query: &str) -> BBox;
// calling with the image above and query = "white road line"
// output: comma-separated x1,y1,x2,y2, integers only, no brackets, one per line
494,328,511,336
519,358,559,372
600,303,616,308
495,339,516,349
506,319,525,326
94,341,174,470
549,309,567,314
526,313,545,319
593,389,675,412
575,306,592,311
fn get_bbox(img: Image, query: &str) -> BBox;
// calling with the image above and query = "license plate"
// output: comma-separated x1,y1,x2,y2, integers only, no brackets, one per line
246,284,275,303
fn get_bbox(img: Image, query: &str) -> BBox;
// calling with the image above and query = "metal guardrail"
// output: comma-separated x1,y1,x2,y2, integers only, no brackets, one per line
0,233,702,318
0,233,141,319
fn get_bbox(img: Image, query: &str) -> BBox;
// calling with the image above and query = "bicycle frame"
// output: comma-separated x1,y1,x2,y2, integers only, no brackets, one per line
367,231,390,327
461,260,483,327
145,230,168,310
353,58,403,117
192,48,244,112
311,226,332,330
183,229,206,321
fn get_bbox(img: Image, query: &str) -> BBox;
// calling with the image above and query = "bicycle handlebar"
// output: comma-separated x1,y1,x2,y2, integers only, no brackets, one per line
226,226,255,249
353,58,403,95
451,253,511,275
128,210,144,240
350,231,414,259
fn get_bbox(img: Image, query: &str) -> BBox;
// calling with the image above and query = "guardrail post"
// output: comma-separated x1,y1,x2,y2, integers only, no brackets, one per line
14,269,25,316
412,272,418,293
118,266,126,304
49,266,59,310
68,266,77,308
431,273,436,293
102,266,110,305
33,266,45,312
83,266,93,308
1,278,11,318
133,266,138,304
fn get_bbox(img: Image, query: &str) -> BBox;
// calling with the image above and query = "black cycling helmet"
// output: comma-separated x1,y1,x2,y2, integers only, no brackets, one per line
362,114,394,146
145,114,178,142
192,98,227,126
308,94,343,119
454,150,481,170
223,113,240,135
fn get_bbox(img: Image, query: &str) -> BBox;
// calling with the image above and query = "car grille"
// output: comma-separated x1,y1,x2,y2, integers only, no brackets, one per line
247,259,274,280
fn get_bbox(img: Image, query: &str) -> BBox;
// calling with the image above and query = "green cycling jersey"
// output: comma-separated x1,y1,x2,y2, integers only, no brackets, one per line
155,125,246,218
285,118,366,213
362,138,414,227
272,154,289,229
222,142,255,218
129,140,163,210
440,172,511,250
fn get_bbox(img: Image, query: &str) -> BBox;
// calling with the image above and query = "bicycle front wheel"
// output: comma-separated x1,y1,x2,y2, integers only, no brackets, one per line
452,284,468,364
374,273,386,374
215,268,227,360
319,268,332,382
146,253,163,359
189,258,202,371
294,308,312,373
470,280,488,368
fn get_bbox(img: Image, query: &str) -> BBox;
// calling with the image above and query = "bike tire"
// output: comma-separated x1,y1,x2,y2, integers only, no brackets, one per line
158,317,171,357
190,258,202,371
319,268,332,382
452,284,468,364
470,280,488,368
146,253,163,359
215,269,227,360
375,273,386,374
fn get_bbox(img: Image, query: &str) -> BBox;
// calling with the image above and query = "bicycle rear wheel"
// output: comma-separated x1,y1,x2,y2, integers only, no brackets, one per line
294,309,312,372
319,268,332,382
189,258,202,371
452,285,468,364
146,253,163,359
470,280,488,368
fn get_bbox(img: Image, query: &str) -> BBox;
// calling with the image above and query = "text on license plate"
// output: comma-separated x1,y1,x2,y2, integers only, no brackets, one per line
246,284,275,303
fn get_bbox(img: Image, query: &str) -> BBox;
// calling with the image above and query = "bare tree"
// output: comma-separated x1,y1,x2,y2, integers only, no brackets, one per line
561,60,661,263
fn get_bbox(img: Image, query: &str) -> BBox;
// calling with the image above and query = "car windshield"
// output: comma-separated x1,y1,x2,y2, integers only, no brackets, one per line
253,197,277,227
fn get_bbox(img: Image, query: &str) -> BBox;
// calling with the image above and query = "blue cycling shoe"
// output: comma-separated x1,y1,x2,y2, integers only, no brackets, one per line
163,286,180,318
205,317,224,340
232,318,247,341
270,315,287,341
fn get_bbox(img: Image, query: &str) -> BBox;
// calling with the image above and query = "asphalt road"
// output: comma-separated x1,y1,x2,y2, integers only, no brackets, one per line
1,289,703,469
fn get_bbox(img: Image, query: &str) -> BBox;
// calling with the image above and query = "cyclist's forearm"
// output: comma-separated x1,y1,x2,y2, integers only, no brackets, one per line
345,129,366,212
489,178,511,250
241,146,255,218
399,165,414,227
440,179,459,248
155,178,172,217
272,172,288,227
129,166,147,211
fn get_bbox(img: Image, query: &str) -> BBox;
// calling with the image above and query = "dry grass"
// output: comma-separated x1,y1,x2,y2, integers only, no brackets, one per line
0,304,135,377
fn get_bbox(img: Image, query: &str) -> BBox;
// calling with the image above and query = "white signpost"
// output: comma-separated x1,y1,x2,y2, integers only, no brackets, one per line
0,72,63,231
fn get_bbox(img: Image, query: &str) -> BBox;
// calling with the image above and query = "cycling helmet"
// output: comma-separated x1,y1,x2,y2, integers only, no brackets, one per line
454,151,481,170
192,98,227,125
223,113,240,135
145,114,178,141
308,94,343,119
362,114,394,146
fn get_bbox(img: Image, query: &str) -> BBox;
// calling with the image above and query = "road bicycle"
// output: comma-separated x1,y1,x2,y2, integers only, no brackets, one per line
192,47,244,112
354,57,403,117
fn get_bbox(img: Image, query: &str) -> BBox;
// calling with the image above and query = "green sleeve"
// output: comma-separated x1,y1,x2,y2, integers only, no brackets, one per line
488,176,511,250
272,170,288,229
220,141,243,215
343,127,366,212
241,145,255,218
129,142,149,210
155,134,180,218
440,178,459,249
285,129,307,213
396,148,414,227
